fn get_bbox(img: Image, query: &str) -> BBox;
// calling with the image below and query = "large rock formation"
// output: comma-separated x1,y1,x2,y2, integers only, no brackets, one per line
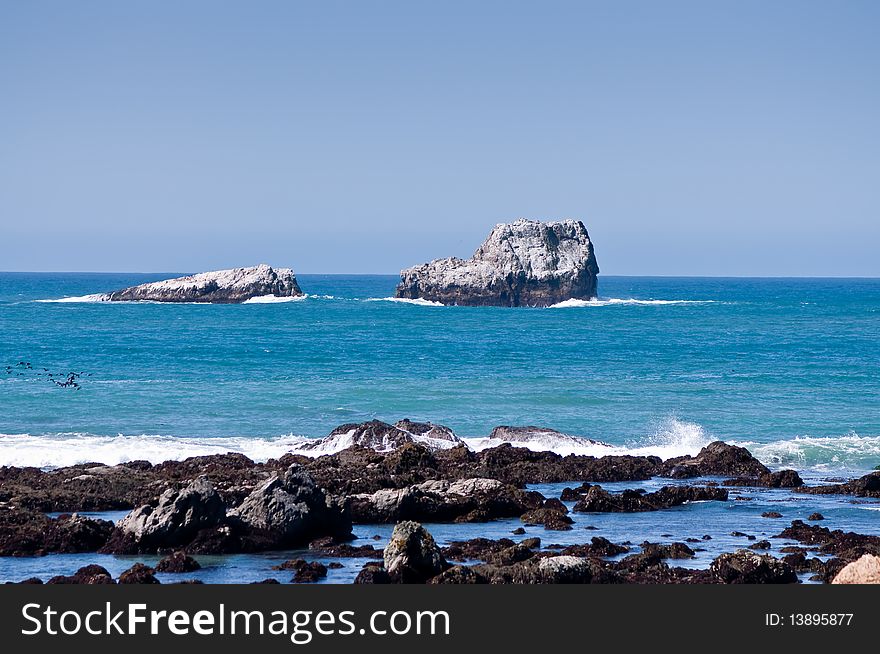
105,264,302,303
229,464,352,548
383,521,449,583
395,219,599,307
108,477,227,552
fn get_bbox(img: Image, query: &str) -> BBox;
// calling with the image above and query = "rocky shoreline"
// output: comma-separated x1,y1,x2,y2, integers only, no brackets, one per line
2,419,879,584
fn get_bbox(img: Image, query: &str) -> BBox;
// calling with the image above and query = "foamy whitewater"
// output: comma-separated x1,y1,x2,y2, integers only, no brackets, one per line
3,274,880,475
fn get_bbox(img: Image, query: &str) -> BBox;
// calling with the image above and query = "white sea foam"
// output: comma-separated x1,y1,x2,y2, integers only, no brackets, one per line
463,417,713,459
366,297,445,306
241,294,307,304
3,422,877,473
550,298,718,308
34,293,109,303
729,433,880,472
0,433,313,468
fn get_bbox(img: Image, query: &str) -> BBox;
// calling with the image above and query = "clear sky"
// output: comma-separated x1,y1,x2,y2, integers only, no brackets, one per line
1,1,878,275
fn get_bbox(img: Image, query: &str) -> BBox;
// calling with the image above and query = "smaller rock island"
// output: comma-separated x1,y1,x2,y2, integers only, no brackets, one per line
395,219,599,307
105,264,302,303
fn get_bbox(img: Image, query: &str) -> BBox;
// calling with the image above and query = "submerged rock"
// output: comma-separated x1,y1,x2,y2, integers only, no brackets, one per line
395,219,599,307
105,264,302,303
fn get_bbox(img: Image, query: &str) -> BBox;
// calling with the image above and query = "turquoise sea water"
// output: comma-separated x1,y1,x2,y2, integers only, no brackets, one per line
2,273,880,582
1,273,879,473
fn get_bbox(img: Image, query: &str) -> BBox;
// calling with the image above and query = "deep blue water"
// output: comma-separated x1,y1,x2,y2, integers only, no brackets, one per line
1,274,879,472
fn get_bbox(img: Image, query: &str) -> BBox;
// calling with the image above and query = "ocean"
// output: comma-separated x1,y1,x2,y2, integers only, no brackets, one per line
1,273,879,473
2,273,880,582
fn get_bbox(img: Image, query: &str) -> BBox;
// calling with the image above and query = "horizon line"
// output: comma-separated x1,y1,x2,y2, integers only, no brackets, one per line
2,271,880,280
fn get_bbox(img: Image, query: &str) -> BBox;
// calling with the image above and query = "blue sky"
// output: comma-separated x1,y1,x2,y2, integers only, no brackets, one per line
1,1,878,275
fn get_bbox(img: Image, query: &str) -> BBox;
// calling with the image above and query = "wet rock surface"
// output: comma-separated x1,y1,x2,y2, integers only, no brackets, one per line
572,484,728,513
3,425,880,584
0,508,114,556
383,521,449,583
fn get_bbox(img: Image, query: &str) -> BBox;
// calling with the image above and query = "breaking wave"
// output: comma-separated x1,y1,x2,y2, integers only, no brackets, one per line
2,422,877,473
0,433,312,468
366,297,445,306
241,294,308,304
550,298,718,308
34,294,109,303
729,433,880,473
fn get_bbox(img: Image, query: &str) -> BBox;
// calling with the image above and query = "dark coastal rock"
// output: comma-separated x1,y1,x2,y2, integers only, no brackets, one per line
104,477,227,553
749,540,772,550
383,521,449,583
272,559,328,583
476,555,601,584
724,470,804,488
572,484,728,513
442,537,517,562
774,520,880,572
0,508,114,556
797,472,880,497
353,562,392,584
308,536,383,559
100,465,351,554
662,442,770,479
228,464,352,550
47,565,114,585
709,550,797,584
106,264,302,303
560,537,630,558
395,219,599,307
349,477,543,524
155,551,201,573
519,507,573,530
297,419,463,454
640,542,696,559
761,511,783,519
808,512,825,521
118,563,160,584
427,566,488,584
0,463,155,512
455,444,663,486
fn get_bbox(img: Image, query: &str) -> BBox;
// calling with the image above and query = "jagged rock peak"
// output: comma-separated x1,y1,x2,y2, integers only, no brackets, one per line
395,219,599,307
106,264,303,303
